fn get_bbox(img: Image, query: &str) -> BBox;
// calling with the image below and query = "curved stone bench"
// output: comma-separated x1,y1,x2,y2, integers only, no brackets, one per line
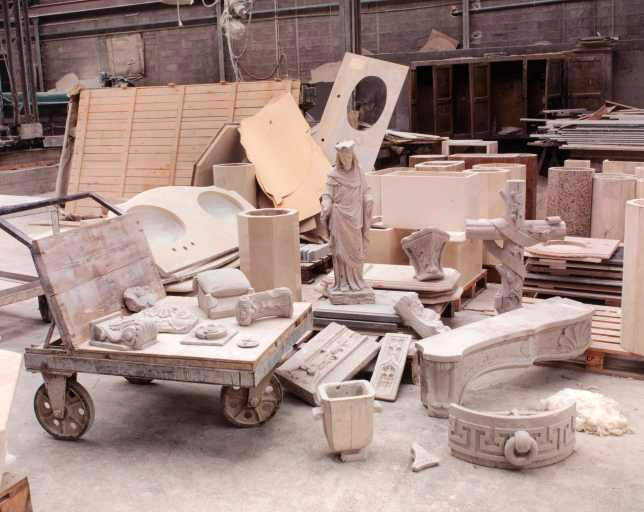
415,297,594,418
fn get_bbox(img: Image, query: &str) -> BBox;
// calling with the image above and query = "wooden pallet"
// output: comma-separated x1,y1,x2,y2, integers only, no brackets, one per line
450,269,488,313
523,285,621,307
300,255,332,284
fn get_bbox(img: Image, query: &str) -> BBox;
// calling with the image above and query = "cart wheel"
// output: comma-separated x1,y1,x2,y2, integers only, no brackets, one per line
220,375,283,428
124,377,154,385
38,295,51,323
34,380,95,440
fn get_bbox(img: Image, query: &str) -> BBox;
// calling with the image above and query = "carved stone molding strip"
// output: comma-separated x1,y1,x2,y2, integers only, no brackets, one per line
415,297,593,418
370,333,412,401
448,403,576,469
276,322,379,405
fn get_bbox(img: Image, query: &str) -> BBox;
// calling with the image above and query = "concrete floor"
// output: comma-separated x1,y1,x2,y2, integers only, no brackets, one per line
2,208,644,511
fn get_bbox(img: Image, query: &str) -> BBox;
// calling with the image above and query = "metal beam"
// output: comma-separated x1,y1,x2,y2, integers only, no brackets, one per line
462,0,469,49
452,0,587,16
28,0,160,18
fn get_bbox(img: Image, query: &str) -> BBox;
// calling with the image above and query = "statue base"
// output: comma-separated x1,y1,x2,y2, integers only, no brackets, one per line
328,288,376,305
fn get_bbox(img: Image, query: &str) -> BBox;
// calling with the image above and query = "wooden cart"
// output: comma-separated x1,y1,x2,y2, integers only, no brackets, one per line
3,194,312,438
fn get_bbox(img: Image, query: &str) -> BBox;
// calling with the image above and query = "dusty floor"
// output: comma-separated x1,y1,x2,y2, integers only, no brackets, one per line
1,205,644,512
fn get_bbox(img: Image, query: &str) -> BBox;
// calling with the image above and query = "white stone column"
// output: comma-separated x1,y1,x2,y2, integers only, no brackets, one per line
238,208,302,300
621,199,644,354
590,174,637,241
636,167,644,198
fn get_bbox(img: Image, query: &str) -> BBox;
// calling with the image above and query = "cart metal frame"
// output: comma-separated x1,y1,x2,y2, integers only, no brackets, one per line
1,194,312,436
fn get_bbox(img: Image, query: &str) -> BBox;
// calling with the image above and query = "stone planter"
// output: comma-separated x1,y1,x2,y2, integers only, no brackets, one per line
591,174,637,241
212,163,257,206
546,166,594,237
313,380,382,462
238,208,302,300
621,199,644,354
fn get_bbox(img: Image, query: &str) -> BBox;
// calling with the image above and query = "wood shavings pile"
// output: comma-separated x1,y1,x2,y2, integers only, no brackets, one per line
540,388,634,436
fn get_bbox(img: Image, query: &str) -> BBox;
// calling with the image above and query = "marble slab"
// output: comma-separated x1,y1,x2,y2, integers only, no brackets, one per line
363,264,460,293
546,167,594,237
526,237,620,261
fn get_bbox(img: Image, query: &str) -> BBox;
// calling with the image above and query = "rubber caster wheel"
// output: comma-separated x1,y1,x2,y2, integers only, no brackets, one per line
38,295,51,323
124,377,154,385
34,380,95,440
221,375,283,428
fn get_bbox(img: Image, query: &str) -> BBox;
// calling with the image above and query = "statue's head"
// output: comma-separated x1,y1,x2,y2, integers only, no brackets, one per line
335,140,356,172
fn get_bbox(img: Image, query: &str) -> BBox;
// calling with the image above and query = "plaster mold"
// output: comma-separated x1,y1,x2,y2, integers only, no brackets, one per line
117,186,253,276
276,322,379,405
394,292,449,338
194,268,254,319
415,297,593,418
381,170,480,231
313,53,408,172
591,174,637,241
620,199,644,354
313,380,382,462
238,208,302,300
401,228,449,281
370,333,412,401
235,287,294,326
448,403,576,469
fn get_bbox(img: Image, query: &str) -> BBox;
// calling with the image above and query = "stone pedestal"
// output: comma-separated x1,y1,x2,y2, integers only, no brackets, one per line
212,163,257,206
238,208,302,300
621,199,644,354
591,174,637,241
547,167,594,237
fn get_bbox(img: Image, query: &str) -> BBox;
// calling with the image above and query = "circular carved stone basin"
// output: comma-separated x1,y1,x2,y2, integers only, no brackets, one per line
127,205,186,245
197,191,243,227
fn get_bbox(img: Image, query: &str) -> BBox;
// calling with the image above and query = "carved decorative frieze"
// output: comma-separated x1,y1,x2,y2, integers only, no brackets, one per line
276,322,380,405
235,287,294,326
370,333,412,401
140,305,199,334
91,313,158,351
448,403,576,469
415,297,594,417
401,228,449,281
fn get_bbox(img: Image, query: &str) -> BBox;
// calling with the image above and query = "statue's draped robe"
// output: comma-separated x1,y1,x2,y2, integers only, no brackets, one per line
322,163,372,292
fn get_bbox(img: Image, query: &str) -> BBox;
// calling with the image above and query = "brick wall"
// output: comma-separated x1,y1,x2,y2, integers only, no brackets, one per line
35,0,644,128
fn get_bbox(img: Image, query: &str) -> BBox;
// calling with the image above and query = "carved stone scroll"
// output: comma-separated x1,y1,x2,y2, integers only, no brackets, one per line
401,228,449,281
91,313,158,351
139,305,199,334
276,322,380,405
393,292,450,338
235,287,294,326
370,333,412,401
415,297,593,418
448,403,576,469
123,285,162,313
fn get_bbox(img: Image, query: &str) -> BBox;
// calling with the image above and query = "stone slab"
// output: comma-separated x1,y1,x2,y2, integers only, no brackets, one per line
363,264,460,293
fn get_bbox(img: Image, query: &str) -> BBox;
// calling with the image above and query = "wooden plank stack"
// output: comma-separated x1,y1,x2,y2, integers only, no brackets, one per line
524,246,624,306
66,80,300,217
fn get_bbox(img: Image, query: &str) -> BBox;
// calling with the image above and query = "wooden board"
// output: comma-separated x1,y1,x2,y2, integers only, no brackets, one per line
66,80,300,217
191,123,246,187
32,214,165,348
0,475,32,512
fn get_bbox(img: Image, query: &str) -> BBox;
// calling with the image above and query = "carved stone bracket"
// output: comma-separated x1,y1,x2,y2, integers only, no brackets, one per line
393,292,450,338
415,297,593,418
401,228,449,281
235,287,294,326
